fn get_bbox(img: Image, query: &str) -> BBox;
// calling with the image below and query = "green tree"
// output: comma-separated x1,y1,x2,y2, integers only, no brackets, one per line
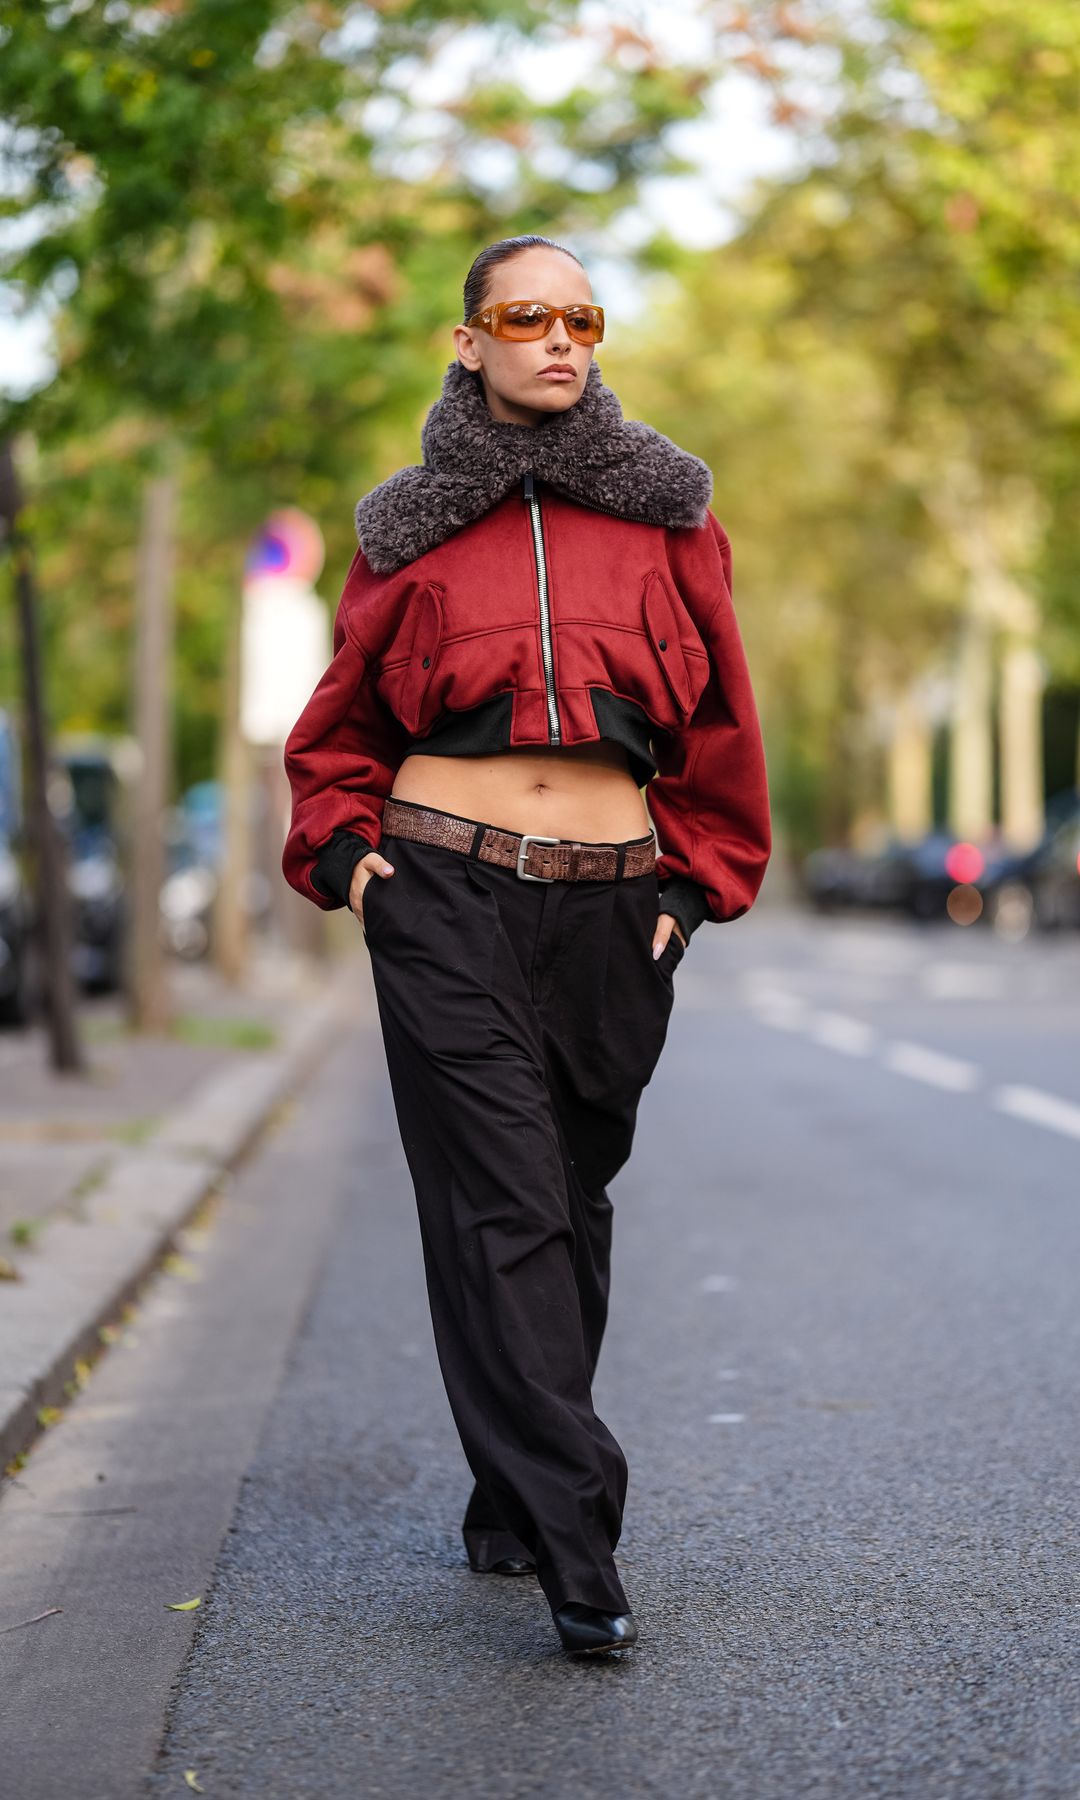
612,0,1080,848
1,0,742,780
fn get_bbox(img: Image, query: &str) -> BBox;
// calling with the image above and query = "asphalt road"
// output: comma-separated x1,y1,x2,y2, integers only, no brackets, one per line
4,906,1080,1799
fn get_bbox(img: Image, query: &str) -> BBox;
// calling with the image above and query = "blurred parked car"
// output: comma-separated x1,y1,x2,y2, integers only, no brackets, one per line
902,831,1000,922
1030,814,1080,928
978,788,1080,938
179,778,223,869
803,830,968,918
802,844,862,912
68,822,126,990
51,735,137,993
0,707,36,1025
0,829,34,1024
160,787,221,961
803,838,912,912
803,791,1080,937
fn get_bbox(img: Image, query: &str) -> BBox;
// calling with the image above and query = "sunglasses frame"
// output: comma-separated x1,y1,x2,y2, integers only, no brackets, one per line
465,299,605,345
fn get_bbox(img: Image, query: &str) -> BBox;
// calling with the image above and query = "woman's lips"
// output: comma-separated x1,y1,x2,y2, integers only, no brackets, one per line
537,369,576,381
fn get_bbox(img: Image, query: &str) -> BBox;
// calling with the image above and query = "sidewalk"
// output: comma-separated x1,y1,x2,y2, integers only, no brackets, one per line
0,941,365,1471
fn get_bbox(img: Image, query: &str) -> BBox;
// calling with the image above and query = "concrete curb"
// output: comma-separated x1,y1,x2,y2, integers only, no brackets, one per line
0,983,349,1471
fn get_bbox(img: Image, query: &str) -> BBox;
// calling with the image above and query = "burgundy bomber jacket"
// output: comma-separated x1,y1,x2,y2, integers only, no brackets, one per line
281,359,772,940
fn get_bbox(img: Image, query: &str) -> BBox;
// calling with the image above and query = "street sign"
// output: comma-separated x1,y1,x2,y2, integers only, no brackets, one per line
241,574,329,748
241,510,329,747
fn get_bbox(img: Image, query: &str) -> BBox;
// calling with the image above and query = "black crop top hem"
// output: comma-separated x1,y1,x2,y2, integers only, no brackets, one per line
399,690,658,791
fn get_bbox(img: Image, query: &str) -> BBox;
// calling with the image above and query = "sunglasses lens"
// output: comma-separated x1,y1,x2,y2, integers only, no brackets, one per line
565,309,602,343
501,302,551,338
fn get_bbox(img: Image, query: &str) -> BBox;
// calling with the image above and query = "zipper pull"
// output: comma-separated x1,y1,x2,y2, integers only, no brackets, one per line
522,470,535,502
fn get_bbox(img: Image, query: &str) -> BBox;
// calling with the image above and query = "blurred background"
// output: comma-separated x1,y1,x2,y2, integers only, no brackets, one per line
4,10,1080,1784
0,0,1078,1046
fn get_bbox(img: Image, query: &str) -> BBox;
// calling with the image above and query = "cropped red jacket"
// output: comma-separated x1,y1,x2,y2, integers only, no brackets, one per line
281,473,771,933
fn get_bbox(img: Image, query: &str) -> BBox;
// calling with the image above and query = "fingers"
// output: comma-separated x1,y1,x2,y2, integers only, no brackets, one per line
350,854,395,919
652,913,687,958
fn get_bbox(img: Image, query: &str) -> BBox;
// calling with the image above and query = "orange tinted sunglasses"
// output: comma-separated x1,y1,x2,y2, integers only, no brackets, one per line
465,299,605,345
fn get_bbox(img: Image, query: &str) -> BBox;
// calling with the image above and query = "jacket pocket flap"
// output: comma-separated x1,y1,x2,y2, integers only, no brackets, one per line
642,569,693,716
399,582,445,731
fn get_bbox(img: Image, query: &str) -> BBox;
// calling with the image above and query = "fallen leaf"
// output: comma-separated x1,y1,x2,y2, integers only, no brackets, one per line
165,1596,202,1612
183,1772,204,1793
162,1252,201,1282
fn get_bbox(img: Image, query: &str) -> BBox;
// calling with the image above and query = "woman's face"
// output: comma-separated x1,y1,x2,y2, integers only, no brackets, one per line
454,245,596,427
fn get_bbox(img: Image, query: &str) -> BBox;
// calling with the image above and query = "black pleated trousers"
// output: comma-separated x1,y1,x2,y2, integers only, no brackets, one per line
362,798,685,1616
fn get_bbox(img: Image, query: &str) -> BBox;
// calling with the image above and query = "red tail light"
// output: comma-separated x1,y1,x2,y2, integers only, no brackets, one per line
945,842,985,884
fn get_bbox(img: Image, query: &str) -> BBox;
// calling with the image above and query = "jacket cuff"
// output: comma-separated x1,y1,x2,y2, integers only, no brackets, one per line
311,829,377,908
656,875,712,943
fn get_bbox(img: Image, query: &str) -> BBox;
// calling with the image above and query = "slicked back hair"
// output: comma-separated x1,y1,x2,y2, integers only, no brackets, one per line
462,236,587,324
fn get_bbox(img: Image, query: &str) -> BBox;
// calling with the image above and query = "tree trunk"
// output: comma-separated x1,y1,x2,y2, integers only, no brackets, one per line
128,460,178,1032
214,594,250,985
0,436,84,1072
888,684,934,842
999,636,1045,851
927,455,1044,847
949,610,994,841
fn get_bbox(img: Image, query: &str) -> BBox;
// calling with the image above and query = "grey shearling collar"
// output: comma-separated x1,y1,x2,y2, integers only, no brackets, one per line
354,358,713,575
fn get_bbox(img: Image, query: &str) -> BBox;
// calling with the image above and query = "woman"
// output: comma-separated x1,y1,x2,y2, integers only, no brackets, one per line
282,234,772,1657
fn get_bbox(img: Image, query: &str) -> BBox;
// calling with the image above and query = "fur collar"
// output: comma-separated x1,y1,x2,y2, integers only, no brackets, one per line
354,358,713,575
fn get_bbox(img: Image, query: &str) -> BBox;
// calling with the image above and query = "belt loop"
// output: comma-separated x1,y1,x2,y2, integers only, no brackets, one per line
468,822,485,858
615,844,626,880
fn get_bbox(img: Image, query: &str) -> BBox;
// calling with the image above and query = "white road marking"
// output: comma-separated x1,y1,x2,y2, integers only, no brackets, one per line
922,962,1006,1000
807,1011,877,1056
708,1413,745,1425
993,1085,1080,1142
880,1040,982,1091
742,991,982,1091
731,973,1080,1146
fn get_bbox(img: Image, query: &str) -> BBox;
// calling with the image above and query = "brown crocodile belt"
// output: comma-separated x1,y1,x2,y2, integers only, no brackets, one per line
381,797,657,883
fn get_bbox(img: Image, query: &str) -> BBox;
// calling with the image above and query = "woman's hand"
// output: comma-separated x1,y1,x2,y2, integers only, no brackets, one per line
349,850,395,928
652,912,687,959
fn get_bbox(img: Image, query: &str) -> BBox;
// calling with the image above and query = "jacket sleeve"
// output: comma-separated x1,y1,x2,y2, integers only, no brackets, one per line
281,550,411,911
649,512,772,931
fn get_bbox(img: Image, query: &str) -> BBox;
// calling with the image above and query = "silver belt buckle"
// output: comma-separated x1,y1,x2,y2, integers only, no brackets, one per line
516,832,561,881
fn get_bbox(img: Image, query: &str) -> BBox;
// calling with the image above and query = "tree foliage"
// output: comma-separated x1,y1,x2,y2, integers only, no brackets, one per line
0,0,730,779
612,0,1080,841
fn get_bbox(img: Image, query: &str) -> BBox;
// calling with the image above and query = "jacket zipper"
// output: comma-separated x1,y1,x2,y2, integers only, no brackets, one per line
522,470,561,744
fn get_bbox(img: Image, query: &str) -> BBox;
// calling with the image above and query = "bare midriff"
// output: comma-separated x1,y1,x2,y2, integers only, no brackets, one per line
389,739,653,846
